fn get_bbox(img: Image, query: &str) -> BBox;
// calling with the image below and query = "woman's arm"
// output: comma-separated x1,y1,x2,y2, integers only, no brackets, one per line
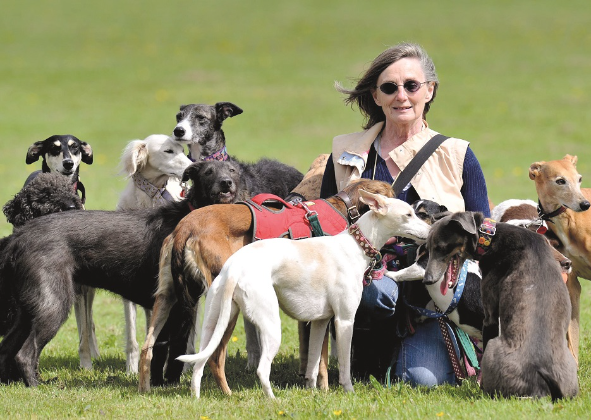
461,147,491,217
320,154,338,199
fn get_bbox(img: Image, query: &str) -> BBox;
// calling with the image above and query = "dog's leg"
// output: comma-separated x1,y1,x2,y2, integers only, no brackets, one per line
566,272,581,365
74,285,96,370
207,311,239,395
183,300,200,374
299,321,330,390
124,299,140,374
298,321,310,377
0,311,32,384
333,316,355,392
304,319,331,389
385,264,425,282
139,295,175,393
244,318,261,370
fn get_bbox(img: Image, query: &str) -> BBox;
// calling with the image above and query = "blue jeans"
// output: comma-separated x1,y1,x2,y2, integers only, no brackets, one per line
357,278,457,386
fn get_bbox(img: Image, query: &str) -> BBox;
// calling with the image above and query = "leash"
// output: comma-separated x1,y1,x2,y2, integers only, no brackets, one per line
132,173,174,207
299,200,326,237
348,223,382,286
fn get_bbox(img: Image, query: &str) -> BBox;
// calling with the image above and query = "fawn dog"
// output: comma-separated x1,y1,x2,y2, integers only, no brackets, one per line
138,179,394,394
175,191,430,397
529,154,591,364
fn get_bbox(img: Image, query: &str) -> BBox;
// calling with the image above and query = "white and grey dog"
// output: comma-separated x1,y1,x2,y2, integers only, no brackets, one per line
76,134,191,373
177,191,430,398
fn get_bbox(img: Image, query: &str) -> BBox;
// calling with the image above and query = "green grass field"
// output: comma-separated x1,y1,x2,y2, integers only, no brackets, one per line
1,0,591,418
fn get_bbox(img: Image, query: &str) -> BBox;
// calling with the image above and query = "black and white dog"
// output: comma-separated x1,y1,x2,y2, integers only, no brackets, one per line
423,212,578,400
0,162,247,387
384,200,484,340
25,135,93,203
172,102,304,199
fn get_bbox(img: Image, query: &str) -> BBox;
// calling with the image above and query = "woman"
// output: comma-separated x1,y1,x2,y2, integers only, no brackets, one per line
319,42,490,386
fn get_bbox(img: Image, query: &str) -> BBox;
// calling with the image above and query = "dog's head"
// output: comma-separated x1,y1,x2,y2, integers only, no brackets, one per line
423,211,484,286
412,199,449,225
3,172,83,229
529,154,591,213
358,190,431,243
172,102,243,150
26,135,93,181
181,160,245,206
120,134,191,180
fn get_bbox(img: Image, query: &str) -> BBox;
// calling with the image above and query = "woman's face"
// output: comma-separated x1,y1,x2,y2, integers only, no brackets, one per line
372,57,435,129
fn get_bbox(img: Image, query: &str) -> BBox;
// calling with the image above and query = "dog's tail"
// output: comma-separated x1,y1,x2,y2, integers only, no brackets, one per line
169,227,210,319
176,265,238,365
537,368,563,402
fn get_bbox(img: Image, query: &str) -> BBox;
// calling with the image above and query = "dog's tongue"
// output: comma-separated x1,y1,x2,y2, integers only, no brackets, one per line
441,261,455,296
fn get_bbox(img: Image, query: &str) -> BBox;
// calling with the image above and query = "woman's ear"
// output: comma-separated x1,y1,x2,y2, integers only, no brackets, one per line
425,82,435,102
371,88,381,106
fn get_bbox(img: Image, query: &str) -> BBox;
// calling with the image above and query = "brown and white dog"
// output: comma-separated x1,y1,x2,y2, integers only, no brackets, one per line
529,154,591,363
175,191,430,398
138,179,395,394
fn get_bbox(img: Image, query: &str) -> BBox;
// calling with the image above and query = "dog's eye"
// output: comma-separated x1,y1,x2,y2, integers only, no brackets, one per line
176,113,183,122
579,176,583,184
229,168,235,173
204,168,213,176
164,149,174,154
556,178,566,185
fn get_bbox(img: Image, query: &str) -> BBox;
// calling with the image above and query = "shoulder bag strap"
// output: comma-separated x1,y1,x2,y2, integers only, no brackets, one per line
392,133,449,197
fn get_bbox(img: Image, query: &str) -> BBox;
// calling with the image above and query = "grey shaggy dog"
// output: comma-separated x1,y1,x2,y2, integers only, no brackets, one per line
3,172,83,230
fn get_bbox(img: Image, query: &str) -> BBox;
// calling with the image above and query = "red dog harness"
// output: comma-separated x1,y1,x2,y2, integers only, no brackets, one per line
240,194,348,241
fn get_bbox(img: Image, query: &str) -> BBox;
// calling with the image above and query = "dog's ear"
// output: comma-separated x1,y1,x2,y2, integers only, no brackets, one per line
563,154,578,167
121,140,147,176
449,212,478,235
181,162,202,183
179,104,188,111
433,210,452,221
529,161,544,180
358,189,388,216
438,204,448,213
215,102,244,122
80,141,93,165
26,141,46,164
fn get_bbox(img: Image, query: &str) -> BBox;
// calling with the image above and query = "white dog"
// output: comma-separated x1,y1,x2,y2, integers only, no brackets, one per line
76,134,191,373
176,191,430,398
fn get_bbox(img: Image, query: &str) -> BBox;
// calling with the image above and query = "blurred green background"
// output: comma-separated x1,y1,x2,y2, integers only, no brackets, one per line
1,0,590,236
1,1,591,417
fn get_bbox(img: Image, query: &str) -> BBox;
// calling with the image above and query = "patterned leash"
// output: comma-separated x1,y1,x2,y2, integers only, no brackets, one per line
437,312,465,383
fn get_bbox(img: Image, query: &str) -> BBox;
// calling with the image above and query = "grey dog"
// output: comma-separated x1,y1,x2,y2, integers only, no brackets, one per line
423,211,578,401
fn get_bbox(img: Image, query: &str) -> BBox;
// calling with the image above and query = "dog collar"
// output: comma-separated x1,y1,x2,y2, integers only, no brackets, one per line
537,200,567,223
348,223,382,286
335,191,361,223
132,173,173,206
202,146,229,162
476,218,497,257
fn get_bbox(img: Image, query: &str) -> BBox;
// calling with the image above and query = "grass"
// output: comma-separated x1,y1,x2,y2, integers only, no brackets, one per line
1,0,591,418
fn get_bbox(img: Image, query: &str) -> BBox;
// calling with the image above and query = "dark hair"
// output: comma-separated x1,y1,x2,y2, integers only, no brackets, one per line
336,42,439,129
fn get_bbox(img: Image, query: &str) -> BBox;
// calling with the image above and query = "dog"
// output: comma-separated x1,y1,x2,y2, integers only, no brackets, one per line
25,134,93,203
172,102,304,198
3,172,83,230
424,211,578,400
71,134,194,375
385,200,485,340
529,154,591,364
138,179,395,394
0,161,249,387
1,173,84,339
175,191,430,398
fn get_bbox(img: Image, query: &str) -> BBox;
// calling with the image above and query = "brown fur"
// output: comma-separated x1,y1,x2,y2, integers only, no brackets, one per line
139,179,394,394
529,154,591,364
289,153,329,200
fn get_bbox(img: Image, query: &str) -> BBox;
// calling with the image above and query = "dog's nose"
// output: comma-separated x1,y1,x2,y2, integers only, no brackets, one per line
220,179,233,189
561,258,572,273
63,159,74,170
173,126,185,138
580,200,590,211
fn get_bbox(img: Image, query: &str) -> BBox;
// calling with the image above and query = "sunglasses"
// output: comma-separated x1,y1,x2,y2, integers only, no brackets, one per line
378,80,428,95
